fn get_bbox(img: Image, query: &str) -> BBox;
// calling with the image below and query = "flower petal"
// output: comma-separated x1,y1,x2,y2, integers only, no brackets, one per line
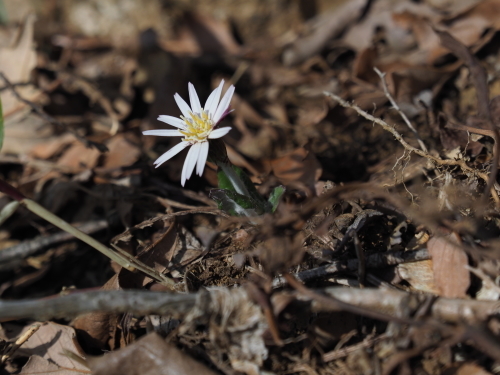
188,82,202,114
216,108,234,123
157,115,186,129
143,129,183,137
205,80,224,118
213,85,235,124
208,127,231,139
174,93,192,118
153,141,189,168
181,142,201,186
196,141,209,176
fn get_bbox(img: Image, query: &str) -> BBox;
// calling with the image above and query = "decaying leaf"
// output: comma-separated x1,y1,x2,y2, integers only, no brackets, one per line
20,354,89,375
16,322,89,374
398,259,440,294
56,141,101,172
102,133,141,169
427,233,470,298
72,275,121,350
88,332,218,375
0,14,38,116
269,147,322,194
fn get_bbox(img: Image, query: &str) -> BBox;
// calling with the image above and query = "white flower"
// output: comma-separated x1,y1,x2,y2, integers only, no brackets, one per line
143,80,234,186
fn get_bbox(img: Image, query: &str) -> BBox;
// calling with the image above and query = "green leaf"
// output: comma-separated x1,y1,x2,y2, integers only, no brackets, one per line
209,189,264,216
216,163,271,211
268,185,285,213
217,165,261,201
217,167,236,191
0,0,8,25
0,95,3,151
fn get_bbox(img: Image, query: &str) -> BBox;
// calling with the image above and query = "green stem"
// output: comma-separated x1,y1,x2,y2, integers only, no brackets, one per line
22,199,175,288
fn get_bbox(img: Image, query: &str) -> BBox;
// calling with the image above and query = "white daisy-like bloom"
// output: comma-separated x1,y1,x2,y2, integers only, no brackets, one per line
143,80,234,186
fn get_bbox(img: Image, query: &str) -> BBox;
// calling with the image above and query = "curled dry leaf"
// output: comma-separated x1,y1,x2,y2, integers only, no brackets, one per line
72,275,120,350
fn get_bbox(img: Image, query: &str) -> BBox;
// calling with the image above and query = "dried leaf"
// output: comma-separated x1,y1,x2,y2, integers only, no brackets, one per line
117,221,179,288
30,133,76,159
56,141,101,172
20,354,88,375
88,332,219,375
427,233,470,298
17,322,89,373
269,147,322,194
103,133,141,168
397,259,439,294
72,275,120,350
444,362,493,375
282,0,368,66
0,14,39,116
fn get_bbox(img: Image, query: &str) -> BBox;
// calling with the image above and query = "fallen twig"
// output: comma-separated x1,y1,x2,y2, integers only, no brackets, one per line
374,67,428,153
0,290,198,321
0,220,108,271
0,322,43,364
324,91,500,203
323,333,389,362
0,286,498,325
273,248,430,288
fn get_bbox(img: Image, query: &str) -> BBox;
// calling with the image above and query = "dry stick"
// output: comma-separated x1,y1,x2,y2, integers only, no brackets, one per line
0,322,43,364
324,92,500,203
323,333,390,362
0,72,108,152
0,220,108,271
382,332,464,375
1,288,500,327
353,233,365,287
373,67,428,153
273,248,430,288
0,290,198,321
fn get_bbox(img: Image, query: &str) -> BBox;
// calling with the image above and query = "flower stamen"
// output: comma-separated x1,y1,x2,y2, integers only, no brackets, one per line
180,110,214,142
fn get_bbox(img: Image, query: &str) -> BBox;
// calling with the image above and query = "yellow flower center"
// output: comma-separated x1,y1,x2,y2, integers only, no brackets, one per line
180,110,213,143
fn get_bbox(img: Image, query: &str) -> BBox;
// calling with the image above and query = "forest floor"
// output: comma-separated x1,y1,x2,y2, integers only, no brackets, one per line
2,0,500,374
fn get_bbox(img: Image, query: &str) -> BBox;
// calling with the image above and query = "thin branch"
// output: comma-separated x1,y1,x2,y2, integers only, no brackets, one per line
374,67,428,153
273,248,430,288
1,323,43,364
0,290,198,321
324,91,500,203
0,220,108,271
0,287,499,330
323,333,390,362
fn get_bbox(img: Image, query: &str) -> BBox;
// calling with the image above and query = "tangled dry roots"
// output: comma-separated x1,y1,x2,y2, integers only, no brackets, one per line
181,287,268,373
